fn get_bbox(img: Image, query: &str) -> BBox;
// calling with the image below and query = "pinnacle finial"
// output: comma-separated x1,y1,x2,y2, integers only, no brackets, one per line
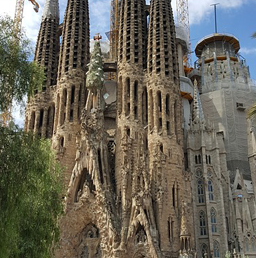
42,0,60,20
192,79,205,123
86,38,104,91
93,33,102,41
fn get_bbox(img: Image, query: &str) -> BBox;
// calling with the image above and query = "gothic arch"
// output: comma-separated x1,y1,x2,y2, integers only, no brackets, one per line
135,224,147,245
83,223,99,239
210,208,217,233
74,168,95,202
213,241,220,257
201,243,208,258
79,223,101,258
133,250,147,258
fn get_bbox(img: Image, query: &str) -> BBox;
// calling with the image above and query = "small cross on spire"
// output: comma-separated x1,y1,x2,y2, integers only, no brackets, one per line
93,33,102,41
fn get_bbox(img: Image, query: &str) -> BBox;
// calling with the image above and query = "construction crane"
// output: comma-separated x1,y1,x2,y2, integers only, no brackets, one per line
0,0,39,126
176,0,192,69
14,0,39,37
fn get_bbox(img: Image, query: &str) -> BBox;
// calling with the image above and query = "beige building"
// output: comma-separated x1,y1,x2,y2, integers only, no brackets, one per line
25,0,256,257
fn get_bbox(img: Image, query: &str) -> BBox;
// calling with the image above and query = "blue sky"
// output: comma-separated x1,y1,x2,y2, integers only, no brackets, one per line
189,0,256,80
1,0,255,78
1,0,256,124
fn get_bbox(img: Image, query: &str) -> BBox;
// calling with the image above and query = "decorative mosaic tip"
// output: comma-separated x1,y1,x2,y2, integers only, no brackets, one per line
193,79,205,123
42,0,60,20
86,34,104,90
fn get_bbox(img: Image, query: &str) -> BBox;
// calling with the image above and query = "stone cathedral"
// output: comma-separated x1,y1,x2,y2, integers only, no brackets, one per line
25,0,256,257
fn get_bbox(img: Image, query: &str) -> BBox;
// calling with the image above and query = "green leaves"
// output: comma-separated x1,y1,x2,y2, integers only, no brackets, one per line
0,126,63,258
0,15,44,113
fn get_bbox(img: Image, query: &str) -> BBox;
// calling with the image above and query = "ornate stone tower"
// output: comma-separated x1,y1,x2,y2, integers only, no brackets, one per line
25,0,256,256
25,0,60,138
34,0,60,88
116,0,155,255
187,81,228,257
52,0,90,185
55,38,119,258
146,0,192,256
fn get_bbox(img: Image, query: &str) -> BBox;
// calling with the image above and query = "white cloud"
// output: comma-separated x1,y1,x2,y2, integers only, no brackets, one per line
188,0,248,25
240,47,256,55
0,0,251,126
89,0,111,36
1,0,250,42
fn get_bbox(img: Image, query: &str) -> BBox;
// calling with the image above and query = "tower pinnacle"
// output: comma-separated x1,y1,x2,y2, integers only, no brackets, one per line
192,79,204,123
42,0,59,20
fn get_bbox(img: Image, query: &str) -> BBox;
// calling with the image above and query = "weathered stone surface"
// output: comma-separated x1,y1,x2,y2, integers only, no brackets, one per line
25,0,256,257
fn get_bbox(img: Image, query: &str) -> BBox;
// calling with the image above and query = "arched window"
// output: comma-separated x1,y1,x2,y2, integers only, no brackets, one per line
135,224,147,245
251,237,256,252
166,94,170,115
198,154,201,164
201,243,208,258
149,90,154,129
245,238,249,252
142,87,148,126
157,91,162,112
198,180,205,203
211,208,217,233
213,241,220,257
59,136,64,152
126,78,130,97
30,111,35,131
208,180,214,201
125,78,130,116
199,211,207,235
134,81,138,101
39,109,44,128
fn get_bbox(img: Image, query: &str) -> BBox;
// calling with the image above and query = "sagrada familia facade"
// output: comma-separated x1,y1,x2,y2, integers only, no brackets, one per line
25,0,256,257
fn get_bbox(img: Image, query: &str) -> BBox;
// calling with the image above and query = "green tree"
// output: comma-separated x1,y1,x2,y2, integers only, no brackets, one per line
0,15,44,112
0,125,63,257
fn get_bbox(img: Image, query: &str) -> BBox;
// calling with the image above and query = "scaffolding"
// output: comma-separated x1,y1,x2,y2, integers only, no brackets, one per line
106,0,119,61
176,0,192,67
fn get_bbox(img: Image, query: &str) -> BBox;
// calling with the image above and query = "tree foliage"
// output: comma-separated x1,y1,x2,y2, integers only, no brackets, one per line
0,15,44,112
0,125,63,257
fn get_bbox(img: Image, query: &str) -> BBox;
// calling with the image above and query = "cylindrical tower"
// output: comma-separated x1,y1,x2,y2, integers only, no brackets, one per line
52,0,90,186
116,0,152,252
195,33,256,179
25,0,60,139
34,0,60,88
146,0,188,255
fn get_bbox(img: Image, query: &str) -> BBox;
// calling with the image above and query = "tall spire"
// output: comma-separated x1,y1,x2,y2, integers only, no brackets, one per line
42,0,60,20
192,79,205,122
86,34,104,91
85,34,104,111
58,0,90,79
147,0,179,84
118,0,147,68
34,0,60,88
